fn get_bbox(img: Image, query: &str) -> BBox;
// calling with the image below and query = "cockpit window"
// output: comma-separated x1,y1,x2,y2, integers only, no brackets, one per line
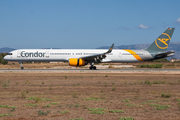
8,53,13,55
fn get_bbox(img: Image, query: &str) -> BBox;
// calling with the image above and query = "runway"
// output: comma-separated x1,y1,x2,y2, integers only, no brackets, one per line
0,68,180,73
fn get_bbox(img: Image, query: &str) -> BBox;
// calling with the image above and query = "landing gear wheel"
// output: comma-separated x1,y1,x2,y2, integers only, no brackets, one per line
93,66,96,70
89,66,96,70
89,62,96,70
89,66,92,70
19,61,24,70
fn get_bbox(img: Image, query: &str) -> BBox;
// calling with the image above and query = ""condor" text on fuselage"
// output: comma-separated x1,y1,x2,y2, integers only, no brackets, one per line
21,51,45,57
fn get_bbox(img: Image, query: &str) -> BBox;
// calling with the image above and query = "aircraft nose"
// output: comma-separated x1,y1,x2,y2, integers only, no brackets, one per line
3,56,8,60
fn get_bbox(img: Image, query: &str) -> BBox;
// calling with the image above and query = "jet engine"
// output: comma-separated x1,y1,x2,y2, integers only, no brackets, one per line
69,58,86,66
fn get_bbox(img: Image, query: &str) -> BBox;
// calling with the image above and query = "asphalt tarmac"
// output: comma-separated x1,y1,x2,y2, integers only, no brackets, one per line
0,68,180,73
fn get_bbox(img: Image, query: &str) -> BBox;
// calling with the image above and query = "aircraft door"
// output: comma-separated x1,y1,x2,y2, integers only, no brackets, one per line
144,52,148,58
119,52,122,57
17,51,21,58
46,51,49,58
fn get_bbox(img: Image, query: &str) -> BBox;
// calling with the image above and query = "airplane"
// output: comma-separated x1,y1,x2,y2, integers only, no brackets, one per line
4,28,175,70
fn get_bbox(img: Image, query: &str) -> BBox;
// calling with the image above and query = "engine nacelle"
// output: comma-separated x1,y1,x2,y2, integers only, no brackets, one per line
69,58,86,66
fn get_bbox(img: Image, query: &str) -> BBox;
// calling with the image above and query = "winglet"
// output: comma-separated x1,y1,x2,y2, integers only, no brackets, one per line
106,43,114,54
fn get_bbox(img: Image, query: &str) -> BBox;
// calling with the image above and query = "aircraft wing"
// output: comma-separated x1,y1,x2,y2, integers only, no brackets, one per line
80,43,114,62
155,51,175,58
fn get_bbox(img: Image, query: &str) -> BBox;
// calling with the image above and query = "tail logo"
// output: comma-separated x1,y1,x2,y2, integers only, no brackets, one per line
155,33,171,49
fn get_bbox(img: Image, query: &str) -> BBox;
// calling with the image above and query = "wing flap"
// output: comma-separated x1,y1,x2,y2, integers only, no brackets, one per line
80,43,114,62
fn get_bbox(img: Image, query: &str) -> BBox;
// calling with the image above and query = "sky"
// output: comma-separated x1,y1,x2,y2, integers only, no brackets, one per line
0,0,180,49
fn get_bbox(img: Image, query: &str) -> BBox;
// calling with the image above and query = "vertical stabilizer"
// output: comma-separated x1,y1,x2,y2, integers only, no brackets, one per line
146,28,175,52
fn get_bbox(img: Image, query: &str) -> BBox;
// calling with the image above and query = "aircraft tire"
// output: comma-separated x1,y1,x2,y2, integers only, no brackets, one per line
93,66,96,70
21,67,24,70
89,66,92,70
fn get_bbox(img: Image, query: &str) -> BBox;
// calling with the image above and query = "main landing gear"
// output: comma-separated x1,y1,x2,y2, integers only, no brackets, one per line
89,62,96,70
19,61,24,70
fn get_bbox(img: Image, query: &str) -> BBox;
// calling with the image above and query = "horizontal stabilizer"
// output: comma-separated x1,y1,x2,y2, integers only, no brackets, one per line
155,51,175,59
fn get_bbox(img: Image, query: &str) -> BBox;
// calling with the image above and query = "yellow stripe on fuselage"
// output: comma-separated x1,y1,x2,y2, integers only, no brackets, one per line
123,49,143,61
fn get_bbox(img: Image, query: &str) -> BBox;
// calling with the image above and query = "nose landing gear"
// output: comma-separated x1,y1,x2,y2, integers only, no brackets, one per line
18,61,24,70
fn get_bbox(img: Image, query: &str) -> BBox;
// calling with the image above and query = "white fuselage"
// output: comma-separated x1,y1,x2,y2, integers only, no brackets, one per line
4,49,154,63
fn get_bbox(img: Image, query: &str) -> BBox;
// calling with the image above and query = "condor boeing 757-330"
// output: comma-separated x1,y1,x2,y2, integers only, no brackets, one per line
4,28,175,70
